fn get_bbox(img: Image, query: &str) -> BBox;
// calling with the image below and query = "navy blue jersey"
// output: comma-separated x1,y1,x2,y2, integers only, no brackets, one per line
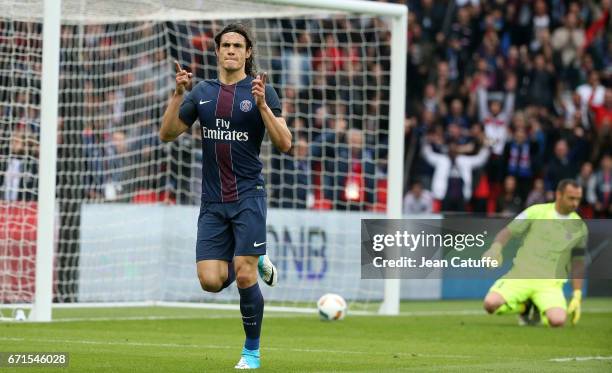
178,76,282,202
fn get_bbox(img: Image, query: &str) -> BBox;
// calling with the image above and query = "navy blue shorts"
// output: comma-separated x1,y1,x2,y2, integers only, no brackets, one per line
196,196,267,262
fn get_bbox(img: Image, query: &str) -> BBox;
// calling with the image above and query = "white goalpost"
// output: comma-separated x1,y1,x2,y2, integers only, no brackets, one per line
0,0,407,321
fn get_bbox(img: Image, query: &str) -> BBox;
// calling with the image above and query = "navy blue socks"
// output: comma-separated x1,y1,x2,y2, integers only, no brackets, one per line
238,282,264,351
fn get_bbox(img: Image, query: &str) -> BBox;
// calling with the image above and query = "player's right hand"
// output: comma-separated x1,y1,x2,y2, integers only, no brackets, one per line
174,60,192,95
482,242,503,268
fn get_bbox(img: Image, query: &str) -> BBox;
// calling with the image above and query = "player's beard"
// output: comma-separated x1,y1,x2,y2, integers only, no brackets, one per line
222,59,244,74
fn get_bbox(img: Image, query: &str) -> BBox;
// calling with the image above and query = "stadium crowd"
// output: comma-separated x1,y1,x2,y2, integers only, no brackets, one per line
273,0,612,217
0,0,610,218
402,0,611,217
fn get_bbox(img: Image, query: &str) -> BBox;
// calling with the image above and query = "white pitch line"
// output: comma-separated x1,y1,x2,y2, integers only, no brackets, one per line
398,310,483,316
3,307,610,324
51,314,300,323
0,337,472,359
550,356,612,362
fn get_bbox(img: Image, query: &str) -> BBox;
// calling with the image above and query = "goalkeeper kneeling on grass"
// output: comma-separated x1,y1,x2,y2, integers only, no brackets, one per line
482,179,587,327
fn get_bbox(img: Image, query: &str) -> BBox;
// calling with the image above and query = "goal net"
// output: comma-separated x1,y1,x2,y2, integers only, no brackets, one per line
0,0,407,320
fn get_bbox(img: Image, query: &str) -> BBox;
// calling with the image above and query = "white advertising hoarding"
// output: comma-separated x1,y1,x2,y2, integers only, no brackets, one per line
79,204,440,303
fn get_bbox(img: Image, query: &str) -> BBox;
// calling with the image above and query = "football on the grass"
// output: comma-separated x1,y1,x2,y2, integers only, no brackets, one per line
317,293,347,321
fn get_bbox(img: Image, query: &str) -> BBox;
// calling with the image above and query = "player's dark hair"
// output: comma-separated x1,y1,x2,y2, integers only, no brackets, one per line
214,23,257,77
557,179,581,193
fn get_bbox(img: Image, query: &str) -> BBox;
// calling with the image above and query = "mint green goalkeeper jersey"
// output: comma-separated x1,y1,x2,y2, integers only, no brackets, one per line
506,203,588,279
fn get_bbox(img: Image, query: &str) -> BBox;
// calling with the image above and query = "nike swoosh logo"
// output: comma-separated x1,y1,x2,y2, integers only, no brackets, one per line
200,99,212,104
253,242,266,247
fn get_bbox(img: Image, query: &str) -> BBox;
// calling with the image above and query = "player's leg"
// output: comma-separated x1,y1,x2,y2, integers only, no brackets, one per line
483,279,531,316
234,196,277,286
531,282,568,328
483,291,506,314
231,197,269,369
543,307,567,327
195,202,235,293
196,259,234,293
234,255,263,369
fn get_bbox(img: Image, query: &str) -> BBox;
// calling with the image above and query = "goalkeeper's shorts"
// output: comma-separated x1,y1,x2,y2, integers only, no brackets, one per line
195,196,267,262
489,278,567,314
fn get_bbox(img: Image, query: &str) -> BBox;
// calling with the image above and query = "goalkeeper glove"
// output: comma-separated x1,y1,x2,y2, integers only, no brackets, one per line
482,242,503,268
568,289,582,325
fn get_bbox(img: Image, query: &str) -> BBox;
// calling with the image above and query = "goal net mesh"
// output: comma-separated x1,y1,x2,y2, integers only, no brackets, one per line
0,0,394,313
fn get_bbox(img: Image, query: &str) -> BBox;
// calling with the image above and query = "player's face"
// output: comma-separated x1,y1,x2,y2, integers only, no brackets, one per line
556,185,582,214
216,32,251,73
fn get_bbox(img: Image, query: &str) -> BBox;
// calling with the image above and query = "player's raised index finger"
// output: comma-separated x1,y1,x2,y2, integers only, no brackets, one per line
174,61,183,73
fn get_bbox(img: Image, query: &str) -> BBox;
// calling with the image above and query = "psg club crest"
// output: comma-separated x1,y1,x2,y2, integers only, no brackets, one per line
240,100,252,112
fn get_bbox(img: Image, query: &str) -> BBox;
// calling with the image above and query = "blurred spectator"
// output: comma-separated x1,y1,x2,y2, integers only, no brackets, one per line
311,123,376,210
445,98,469,128
496,175,524,217
313,34,346,73
551,12,584,83
2,132,25,201
577,161,597,217
450,6,476,56
531,0,550,51
104,131,129,201
525,54,555,109
82,123,106,200
422,83,443,114
576,71,606,110
593,154,612,217
477,75,516,155
590,88,612,132
270,137,310,209
545,139,580,199
421,139,489,212
403,180,433,214
414,0,445,43
282,30,312,91
526,177,547,207
477,75,516,187
503,126,540,199
336,128,376,210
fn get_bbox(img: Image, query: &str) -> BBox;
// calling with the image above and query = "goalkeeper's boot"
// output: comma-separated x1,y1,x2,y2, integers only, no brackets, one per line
234,348,260,369
518,300,533,326
258,255,278,287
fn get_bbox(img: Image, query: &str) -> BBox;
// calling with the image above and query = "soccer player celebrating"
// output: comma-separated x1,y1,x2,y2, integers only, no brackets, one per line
159,24,291,369
482,179,587,327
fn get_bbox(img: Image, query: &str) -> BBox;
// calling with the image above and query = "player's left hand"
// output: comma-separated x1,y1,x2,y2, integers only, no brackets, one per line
252,72,267,109
568,289,582,325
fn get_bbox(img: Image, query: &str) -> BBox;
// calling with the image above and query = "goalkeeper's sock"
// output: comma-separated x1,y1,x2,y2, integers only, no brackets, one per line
238,282,264,351
495,302,526,315
220,261,235,291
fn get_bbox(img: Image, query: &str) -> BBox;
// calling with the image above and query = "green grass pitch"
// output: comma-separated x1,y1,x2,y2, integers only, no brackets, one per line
1,299,611,372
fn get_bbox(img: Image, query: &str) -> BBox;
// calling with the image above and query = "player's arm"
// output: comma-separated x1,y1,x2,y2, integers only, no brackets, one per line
482,227,512,265
571,256,585,293
482,207,533,265
159,61,192,142
568,229,587,325
252,73,292,153
477,86,489,122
